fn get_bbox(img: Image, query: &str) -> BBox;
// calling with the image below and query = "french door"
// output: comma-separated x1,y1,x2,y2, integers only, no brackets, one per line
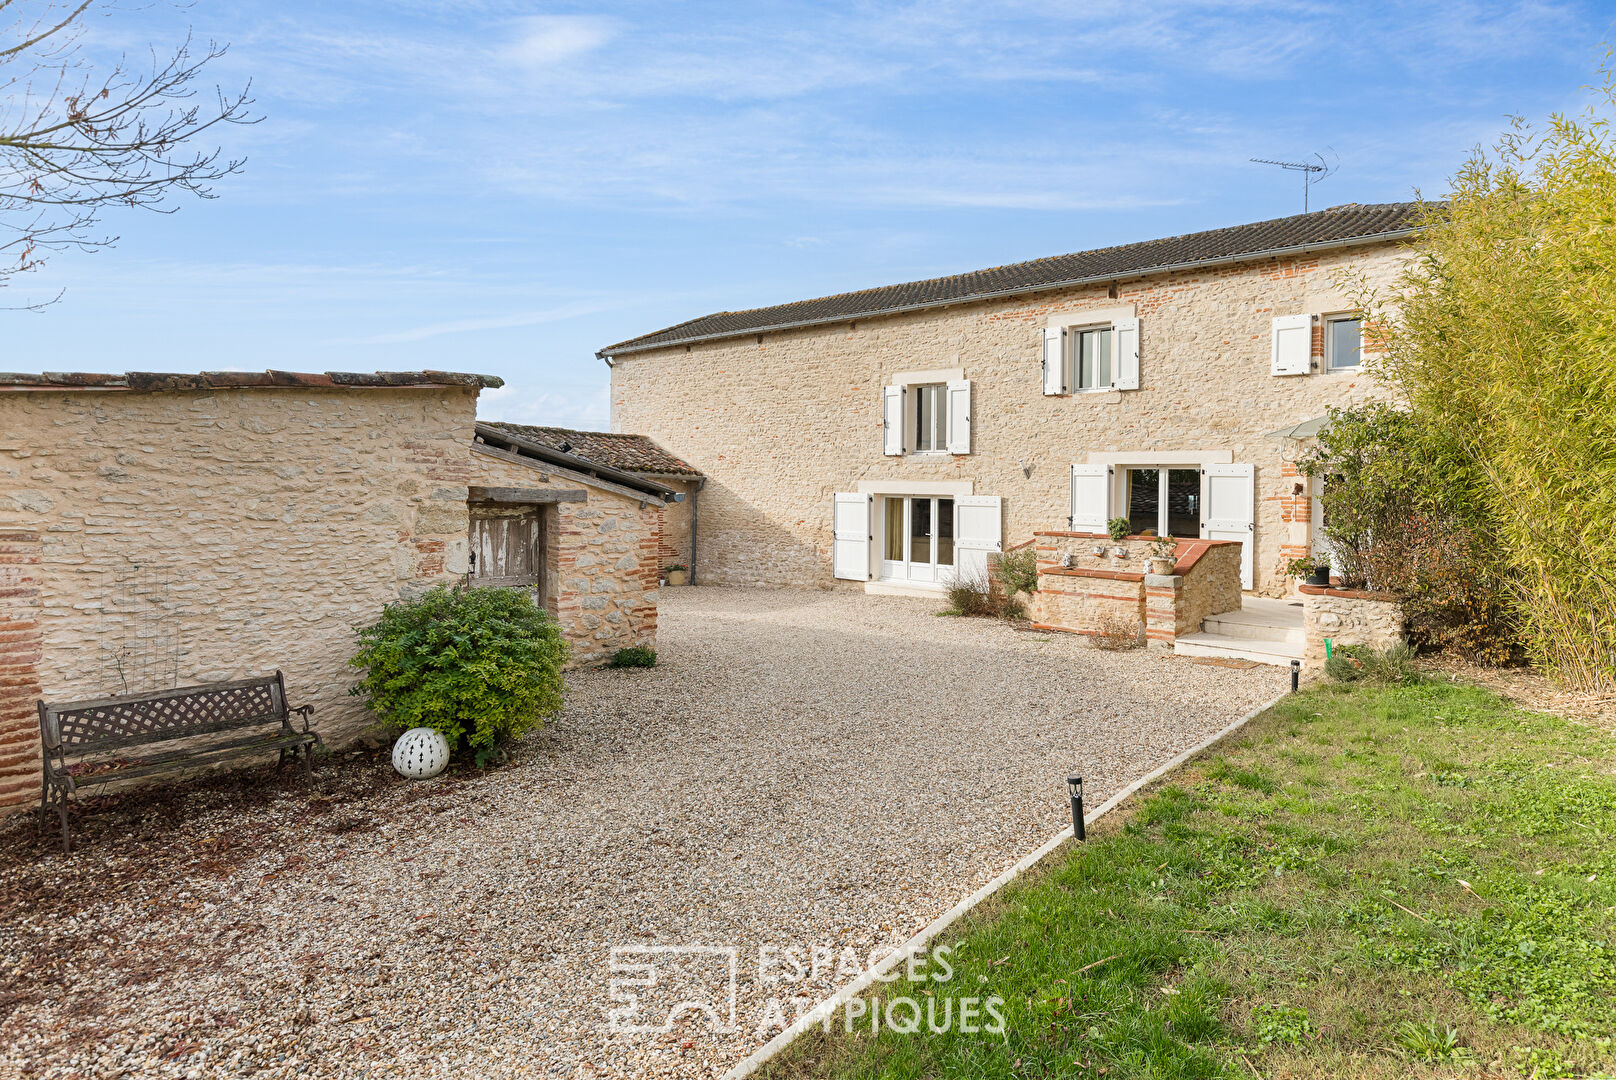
880,496,955,583
1123,467,1201,538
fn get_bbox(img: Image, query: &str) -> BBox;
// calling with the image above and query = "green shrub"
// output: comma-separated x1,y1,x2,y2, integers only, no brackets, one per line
350,584,566,753
944,573,999,618
1325,641,1421,685
1297,404,1522,665
1107,516,1130,542
608,646,657,668
994,546,1040,595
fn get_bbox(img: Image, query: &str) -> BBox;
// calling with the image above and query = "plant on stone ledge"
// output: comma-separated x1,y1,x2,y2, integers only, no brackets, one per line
993,546,1040,596
350,583,567,755
1107,517,1131,543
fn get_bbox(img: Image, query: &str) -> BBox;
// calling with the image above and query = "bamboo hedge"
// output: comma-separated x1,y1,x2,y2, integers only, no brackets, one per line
1348,73,1616,690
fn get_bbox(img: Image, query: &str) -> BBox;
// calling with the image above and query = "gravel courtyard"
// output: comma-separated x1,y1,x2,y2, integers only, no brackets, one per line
0,587,1280,1080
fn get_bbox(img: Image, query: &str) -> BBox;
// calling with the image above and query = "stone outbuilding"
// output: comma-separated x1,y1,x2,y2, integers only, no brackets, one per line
0,370,675,812
479,423,705,580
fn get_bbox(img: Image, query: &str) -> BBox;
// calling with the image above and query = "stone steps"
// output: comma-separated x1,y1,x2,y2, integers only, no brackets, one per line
1174,631,1304,666
1174,596,1307,666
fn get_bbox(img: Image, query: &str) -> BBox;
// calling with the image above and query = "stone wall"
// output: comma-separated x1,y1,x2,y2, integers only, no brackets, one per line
466,447,661,665
1028,568,1144,641
0,385,483,809
656,477,699,579
1299,585,1406,671
0,532,43,811
611,241,1409,595
1028,531,1241,647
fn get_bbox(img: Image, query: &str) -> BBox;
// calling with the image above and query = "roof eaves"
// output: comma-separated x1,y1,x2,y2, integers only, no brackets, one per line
0,370,505,391
473,422,678,501
596,227,1419,359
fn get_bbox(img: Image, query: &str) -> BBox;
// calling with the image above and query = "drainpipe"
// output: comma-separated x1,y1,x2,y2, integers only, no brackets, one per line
690,477,705,585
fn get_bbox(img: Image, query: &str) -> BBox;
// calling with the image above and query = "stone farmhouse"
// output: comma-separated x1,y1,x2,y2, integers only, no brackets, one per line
600,204,1421,602
0,371,677,812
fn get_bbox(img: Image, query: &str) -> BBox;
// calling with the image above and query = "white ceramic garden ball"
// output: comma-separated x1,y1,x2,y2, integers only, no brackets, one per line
392,727,451,779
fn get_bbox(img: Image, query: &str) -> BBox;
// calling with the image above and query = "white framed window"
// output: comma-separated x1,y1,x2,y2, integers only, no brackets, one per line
913,383,947,453
1324,314,1362,371
1043,312,1139,394
880,495,956,583
1072,326,1112,391
881,375,971,456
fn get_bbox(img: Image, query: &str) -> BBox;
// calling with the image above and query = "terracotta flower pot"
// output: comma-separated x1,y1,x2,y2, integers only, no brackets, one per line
666,569,689,586
1150,557,1177,576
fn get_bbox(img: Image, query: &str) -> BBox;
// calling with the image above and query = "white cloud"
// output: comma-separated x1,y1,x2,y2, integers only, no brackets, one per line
332,301,610,345
499,15,617,68
477,382,610,430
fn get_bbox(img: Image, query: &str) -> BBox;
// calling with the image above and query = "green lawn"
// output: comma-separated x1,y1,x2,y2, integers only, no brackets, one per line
762,680,1616,1080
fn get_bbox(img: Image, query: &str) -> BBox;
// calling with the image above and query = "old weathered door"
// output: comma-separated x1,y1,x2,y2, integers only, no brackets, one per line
468,503,544,595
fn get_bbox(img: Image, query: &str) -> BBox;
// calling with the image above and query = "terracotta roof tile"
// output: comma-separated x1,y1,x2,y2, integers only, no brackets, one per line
599,202,1429,355
0,370,502,391
481,423,702,477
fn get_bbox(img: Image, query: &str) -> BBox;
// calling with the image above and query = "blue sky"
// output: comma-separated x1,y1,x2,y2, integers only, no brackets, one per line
6,1,1610,428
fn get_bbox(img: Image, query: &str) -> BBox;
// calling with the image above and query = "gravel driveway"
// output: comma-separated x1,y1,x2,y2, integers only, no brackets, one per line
0,587,1279,1080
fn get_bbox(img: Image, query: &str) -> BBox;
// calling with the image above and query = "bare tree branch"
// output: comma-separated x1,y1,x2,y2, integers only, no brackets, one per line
0,0,256,303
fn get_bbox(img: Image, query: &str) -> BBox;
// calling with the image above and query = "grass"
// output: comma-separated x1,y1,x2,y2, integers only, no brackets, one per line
760,679,1616,1079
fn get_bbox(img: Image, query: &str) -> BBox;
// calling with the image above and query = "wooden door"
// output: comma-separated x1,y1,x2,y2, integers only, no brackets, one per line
469,504,543,593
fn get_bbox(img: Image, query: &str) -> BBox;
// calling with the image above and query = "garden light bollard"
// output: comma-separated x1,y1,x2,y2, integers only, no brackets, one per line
1291,659,1300,692
1068,774,1086,841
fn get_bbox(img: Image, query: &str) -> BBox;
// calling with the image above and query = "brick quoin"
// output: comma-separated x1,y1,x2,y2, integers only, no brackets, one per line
0,533,42,809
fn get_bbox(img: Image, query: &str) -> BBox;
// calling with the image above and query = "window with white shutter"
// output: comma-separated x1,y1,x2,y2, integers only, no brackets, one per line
1112,316,1140,390
1205,463,1255,589
945,379,971,455
832,492,873,580
1044,315,1140,393
952,496,1002,584
1069,463,1110,532
1270,314,1312,376
882,385,905,455
1042,327,1067,395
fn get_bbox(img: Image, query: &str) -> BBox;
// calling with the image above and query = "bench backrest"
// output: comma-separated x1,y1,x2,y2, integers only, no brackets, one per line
39,672,290,755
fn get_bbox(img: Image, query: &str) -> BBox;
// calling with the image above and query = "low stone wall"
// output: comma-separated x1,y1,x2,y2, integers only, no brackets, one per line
1029,532,1242,647
1028,566,1144,640
1299,585,1405,671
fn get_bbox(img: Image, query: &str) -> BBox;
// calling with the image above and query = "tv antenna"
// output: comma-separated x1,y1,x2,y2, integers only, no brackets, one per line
1249,152,1336,212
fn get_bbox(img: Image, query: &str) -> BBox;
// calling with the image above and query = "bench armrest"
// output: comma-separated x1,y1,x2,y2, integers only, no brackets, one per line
291,704,315,732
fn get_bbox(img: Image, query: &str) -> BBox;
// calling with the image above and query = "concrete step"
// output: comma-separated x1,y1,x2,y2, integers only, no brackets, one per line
1174,631,1304,667
1201,610,1305,645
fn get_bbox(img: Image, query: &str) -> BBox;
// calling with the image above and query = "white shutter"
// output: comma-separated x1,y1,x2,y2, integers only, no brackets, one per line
1042,327,1067,395
1270,314,1312,376
1205,463,1255,589
1112,316,1139,390
945,379,971,455
832,492,873,581
882,384,905,455
952,495,1002,584
1068,463,1110,532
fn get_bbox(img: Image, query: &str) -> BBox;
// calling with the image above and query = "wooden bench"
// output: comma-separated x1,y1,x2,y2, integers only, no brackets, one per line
38,672,318,851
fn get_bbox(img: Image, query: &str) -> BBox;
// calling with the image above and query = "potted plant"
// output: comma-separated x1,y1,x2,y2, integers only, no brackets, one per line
1107,517,1130,543
664,563,689,586
1148,535,1177,576
1286,556,1330,587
